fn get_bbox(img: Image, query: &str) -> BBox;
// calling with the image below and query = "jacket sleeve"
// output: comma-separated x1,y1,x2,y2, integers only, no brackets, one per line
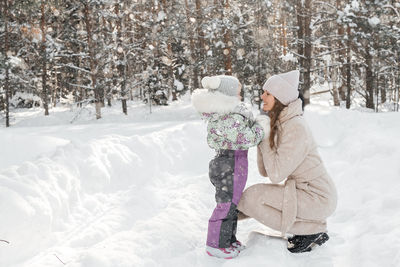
259,121,309,183
236,115,265,148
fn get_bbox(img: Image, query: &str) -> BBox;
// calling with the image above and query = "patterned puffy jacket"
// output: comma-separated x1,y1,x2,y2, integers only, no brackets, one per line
200,103,264,150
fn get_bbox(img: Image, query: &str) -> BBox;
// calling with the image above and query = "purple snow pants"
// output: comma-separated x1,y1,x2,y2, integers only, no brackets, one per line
206,149,248,248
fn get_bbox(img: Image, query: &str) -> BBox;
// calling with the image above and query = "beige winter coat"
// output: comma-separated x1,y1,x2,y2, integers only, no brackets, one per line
238,99,337,235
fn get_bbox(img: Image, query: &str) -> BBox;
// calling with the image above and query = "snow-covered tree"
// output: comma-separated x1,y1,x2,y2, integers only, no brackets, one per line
338,0,400,110
2,0,399,124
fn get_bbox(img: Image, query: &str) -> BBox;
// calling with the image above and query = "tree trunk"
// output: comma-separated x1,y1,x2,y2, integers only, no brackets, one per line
134,0,146,101
160,0,175,100
346,26,352,109
124,1,134,101
83,2,101,119
115,2,127,114
338,32,347,102
102,16,112,107
326,64,340,106
51,68,56,107
51,2,60,108
365,48,375,109
223,0,232,75
41,0,49,115
184,0,199,90
195,0,205,78
296,0,304,98
168,43,177,101
210,0,219,75
280,15,288,56
325,33,340,106
53,69,58,107
337,0,346,101
151,0,161,96
302,0,312,106
78,54,84,107
380,76,386,104
397,53,400,112
4,0,10,127
332,67,340,106
256,0,262,109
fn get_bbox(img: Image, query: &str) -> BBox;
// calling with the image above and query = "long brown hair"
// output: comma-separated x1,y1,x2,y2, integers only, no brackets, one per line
268,99,287,149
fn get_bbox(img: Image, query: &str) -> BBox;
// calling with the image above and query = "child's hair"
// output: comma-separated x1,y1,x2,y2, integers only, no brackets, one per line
268,99,286,149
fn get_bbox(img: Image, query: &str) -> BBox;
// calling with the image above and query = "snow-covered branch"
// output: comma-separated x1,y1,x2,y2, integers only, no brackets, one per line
60,64,92,74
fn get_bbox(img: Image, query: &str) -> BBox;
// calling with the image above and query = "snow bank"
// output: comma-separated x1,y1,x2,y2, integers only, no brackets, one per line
0,118,211,266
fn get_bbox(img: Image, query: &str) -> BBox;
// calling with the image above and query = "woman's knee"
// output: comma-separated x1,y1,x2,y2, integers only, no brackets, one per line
237,184,260,213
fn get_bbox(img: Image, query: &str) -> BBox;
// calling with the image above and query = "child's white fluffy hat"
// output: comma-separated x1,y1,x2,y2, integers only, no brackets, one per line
201,75,240,96
262,70,300,105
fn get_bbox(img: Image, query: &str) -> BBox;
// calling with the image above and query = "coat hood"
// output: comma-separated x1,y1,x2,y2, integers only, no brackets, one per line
279,98,303,123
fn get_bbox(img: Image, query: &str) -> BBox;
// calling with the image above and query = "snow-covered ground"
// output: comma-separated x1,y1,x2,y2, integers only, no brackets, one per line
1,94,400,267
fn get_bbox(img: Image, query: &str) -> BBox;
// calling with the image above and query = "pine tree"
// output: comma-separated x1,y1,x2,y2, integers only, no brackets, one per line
2,0,11,127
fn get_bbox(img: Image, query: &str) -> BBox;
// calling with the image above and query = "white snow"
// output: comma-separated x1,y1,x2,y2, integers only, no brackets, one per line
161,56,172,66
157,11,166,22
174,79,184,91
10,92,42,108
1,94,400,267
351,0,360,11
53,8,60,17
322,54,332,64
236,48,245,60
368,17,381,27
280,53,298,63
215,41,225,48
9,56,28,70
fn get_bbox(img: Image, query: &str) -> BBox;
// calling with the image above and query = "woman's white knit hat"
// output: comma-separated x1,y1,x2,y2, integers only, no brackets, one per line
201,75,240,96
262,70,300,105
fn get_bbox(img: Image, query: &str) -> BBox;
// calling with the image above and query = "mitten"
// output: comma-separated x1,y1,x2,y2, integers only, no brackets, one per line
255,114,271,137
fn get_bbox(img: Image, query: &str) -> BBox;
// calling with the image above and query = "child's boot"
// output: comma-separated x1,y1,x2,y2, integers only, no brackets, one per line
231,240,246,251
206,245,240,259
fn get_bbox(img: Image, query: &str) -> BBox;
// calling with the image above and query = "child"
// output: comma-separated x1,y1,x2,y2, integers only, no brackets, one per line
192,75,266,259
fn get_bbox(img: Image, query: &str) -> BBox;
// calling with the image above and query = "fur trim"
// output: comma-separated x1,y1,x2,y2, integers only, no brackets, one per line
191,89,240,113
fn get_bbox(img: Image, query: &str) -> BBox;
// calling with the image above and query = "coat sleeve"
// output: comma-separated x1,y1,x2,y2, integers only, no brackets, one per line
257,146,268,177
259,121,309,183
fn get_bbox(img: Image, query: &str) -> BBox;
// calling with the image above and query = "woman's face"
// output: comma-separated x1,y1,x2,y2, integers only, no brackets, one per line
261,90,275,111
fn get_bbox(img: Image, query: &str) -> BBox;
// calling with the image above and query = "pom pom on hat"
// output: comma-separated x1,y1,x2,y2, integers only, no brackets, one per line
262,70,300,105
201,76,221,90
201,75,240,96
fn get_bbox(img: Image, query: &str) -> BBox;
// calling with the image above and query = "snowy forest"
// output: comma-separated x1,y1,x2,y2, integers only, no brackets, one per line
1,0,400,127
2,1,400,267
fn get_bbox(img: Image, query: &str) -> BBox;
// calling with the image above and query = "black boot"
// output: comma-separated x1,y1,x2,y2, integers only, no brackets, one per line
287,232,329,253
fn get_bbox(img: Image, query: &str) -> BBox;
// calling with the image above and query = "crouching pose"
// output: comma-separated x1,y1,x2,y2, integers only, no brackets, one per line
237,70,338,253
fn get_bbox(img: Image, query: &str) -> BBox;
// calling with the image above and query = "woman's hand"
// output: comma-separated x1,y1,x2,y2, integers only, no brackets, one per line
255,115,271,138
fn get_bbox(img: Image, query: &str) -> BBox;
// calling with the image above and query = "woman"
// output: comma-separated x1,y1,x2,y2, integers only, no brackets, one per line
238,70,337,253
